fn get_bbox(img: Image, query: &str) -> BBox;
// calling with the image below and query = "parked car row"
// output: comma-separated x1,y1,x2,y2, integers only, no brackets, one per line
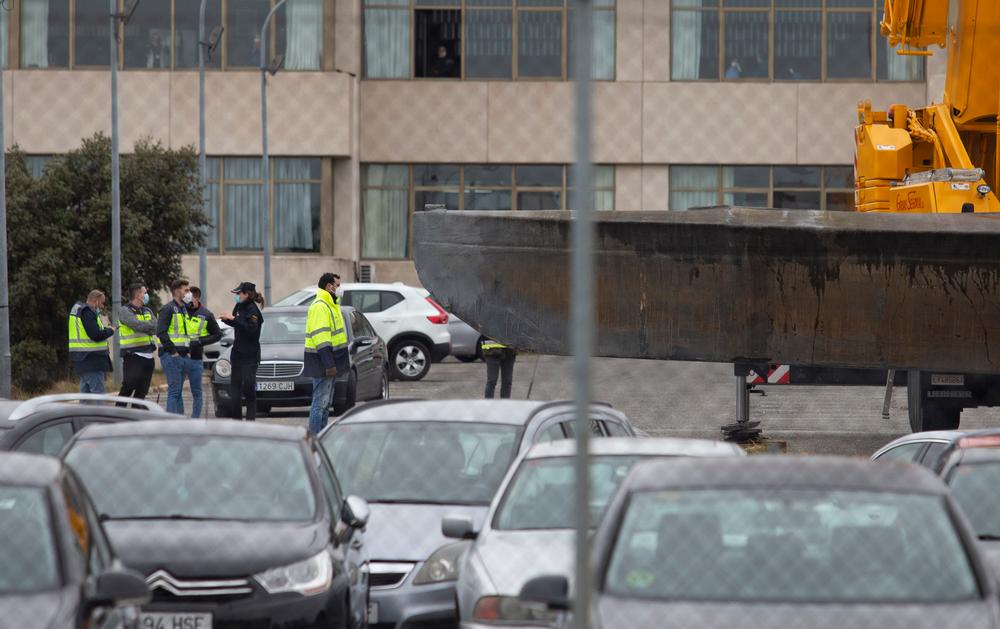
8,392,1000,629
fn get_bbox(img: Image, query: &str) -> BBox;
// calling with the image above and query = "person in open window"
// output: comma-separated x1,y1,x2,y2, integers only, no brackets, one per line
430,44,458,78
146,31,168,69
725,58,742,79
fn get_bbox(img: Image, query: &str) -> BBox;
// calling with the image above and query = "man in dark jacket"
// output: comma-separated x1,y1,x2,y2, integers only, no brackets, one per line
220,282,263,421
69,290,115,394
186,286,223,418
157,279,194,415
117,282,157,402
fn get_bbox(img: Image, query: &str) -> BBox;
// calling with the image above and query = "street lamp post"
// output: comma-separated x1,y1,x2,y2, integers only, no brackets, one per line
259,0,288,306
0,3,11,398
199,1,222,304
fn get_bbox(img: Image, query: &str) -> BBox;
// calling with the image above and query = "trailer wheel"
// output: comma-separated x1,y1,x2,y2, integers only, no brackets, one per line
907,370,961,432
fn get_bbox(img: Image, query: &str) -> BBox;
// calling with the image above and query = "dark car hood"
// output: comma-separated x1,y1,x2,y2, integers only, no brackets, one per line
104,519,328,577
366,503,488,562
0,589,75,629
596,598,998,629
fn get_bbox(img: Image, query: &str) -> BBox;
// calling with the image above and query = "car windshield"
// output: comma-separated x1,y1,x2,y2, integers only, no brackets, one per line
0,486,59,592
323,422,521,504
605,489,978,603
260,313,308,344
273,290,314,307
948,462,1000,538
65,436,316,521
494,455,643,530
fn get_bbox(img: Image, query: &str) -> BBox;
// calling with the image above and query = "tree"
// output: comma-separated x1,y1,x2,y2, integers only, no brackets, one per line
8,134,208,392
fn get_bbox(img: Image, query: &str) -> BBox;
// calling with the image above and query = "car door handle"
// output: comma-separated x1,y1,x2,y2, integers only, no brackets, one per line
381,319,398,323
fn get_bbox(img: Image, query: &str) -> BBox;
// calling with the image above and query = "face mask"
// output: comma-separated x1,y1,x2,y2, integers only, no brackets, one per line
234,295,241,304
142,293,150,305
182,292,193,305
335,287,344,299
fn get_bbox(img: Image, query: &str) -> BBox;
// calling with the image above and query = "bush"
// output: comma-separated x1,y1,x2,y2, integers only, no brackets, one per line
12,340,62,394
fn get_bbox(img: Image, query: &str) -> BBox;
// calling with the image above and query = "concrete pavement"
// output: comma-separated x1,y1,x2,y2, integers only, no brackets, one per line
179,357,1000,457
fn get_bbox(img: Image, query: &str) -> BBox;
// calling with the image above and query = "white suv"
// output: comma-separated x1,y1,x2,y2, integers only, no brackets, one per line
273,282,452,381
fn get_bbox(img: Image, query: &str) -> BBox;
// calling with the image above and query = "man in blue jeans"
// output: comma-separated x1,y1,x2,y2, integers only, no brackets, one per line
303,273,349,434
156,279,196,415
68,290,115,394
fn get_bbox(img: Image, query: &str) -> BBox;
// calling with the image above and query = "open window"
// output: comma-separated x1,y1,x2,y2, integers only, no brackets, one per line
415,8,461,78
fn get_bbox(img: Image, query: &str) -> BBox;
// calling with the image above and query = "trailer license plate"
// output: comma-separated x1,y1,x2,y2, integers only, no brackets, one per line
139,613,212,629
256,381,294,392
931,374,964,386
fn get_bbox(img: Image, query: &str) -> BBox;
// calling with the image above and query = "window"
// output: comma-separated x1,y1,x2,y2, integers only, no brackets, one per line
921,442,948,468
350,310,367,338
873,442,924,463
21,0,324,71
364,0,616,80
671,0,923,82
349,290,384,313
381,291,405,311
206,156,323,253
24,155,54,179
362,163,615,259
669,165,853,211
17,422,74,456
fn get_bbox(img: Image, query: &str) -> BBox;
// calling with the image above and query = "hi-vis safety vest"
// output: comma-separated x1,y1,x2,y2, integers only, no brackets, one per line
166,305,191,349
187,312,209,342
305,289,348,356
68,303,108,355
481,339,509,353
119,308,156,352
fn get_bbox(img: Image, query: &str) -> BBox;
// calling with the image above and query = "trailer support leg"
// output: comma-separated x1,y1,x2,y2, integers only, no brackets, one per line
882,369,895,420
722,363,763,442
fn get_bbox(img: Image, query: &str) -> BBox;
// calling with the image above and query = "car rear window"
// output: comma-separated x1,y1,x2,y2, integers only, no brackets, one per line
948,462,1000,539
323,421,520,505
65,436,316,522
605,488,978,603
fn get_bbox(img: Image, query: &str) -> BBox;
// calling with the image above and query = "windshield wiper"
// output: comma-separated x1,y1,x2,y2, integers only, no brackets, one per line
978,534,1000,541
99,514,241,522
367,499,488,506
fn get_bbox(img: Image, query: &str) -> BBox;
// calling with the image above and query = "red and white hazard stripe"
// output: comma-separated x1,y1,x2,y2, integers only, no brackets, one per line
747,364,791,385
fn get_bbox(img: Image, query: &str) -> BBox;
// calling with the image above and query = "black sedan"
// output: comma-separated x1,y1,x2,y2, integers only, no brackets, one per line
212,306,389,418
0,394,171,455
62,419,371,629
522,456,999,629
0,452,149,628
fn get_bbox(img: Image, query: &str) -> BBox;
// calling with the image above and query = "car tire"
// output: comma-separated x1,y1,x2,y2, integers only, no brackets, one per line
256,403,272,416
333,370,357,416
214,403,231,419
390,340,431,381
457,354,479,363
379,368,390,400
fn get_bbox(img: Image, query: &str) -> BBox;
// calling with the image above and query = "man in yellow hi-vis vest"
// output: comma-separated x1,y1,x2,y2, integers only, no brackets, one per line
117,282,157,402
482,338,517,399
304,272,349,434
68,290,115,394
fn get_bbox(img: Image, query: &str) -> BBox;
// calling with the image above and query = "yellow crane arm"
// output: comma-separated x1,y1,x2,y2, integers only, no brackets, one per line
880,0,948,53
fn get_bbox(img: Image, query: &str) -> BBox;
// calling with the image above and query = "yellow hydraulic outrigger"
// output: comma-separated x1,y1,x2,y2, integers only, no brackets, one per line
856,0,1000,213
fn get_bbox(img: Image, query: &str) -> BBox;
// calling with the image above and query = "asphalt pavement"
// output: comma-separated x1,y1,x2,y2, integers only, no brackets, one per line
179,356,1000,457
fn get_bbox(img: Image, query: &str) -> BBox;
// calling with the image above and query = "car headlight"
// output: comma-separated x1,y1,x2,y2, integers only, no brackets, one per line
214,358,232,379
254,550,333,596
472,595,557,623
411,541,469,585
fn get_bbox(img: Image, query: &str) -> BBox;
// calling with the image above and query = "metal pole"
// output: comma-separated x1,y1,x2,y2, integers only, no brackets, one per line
736,375,750,423
110,0,122,385
259,0,287,305
882,369,896,419
569,1,593,628
0,22,10,399
198,0,208,302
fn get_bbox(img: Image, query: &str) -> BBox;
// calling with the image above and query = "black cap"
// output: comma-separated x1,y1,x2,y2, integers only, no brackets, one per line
231,281,256,294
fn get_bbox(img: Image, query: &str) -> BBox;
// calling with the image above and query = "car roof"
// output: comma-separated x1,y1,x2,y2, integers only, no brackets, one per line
262,305,355,315
335,399,562,426
524,437,745,459
0,400,172,428
295,282,419,293
623,456,948,494
73,418,308,441
0,452,62,486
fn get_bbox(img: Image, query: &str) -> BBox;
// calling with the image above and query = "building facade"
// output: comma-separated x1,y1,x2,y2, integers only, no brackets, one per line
3,0,943,311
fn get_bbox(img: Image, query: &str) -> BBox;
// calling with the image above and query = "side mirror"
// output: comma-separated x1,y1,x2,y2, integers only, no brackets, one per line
442,515,479,540
342,495,370,529
220,339,233,347
86,567,150,613
519,574,570,611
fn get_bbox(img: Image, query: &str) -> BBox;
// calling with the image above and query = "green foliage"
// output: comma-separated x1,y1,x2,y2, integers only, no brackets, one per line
7,135,208,391
11,339,59,395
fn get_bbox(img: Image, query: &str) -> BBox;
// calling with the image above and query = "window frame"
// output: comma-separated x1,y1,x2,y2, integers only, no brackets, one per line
361,163,616,260
15,0,327,71
669,165,853,212
362,0,616,81
669,0,924,83
207,156,325,254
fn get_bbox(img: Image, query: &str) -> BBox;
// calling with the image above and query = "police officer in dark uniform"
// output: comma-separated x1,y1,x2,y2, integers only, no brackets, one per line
219,281,263,421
